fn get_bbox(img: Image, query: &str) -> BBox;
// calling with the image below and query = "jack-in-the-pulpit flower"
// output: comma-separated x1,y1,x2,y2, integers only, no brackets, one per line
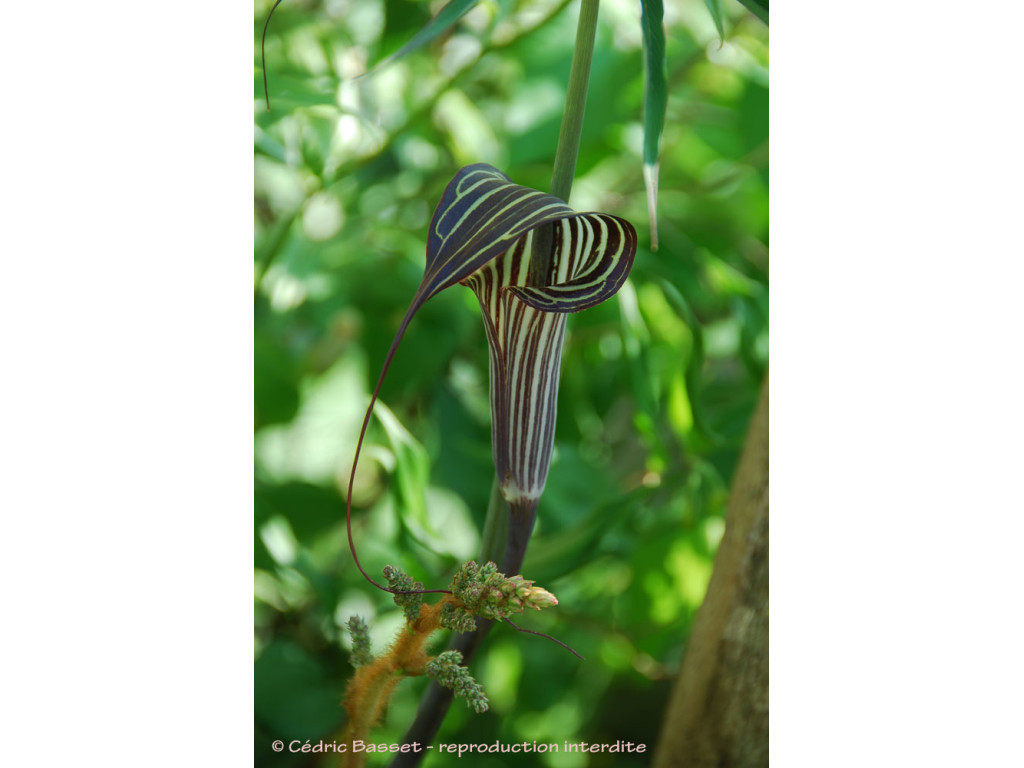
347,163,636,580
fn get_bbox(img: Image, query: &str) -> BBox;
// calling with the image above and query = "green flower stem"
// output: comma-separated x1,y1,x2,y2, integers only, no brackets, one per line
550,0,600,204
479,476,509,566
529,0,600,284
390,4,602,764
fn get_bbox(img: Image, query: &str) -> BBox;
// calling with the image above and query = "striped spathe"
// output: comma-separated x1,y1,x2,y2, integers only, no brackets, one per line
346,163,637,583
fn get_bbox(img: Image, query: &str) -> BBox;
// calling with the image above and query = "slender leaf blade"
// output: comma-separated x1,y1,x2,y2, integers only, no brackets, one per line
640,0,667,250
704,0,726,46
374,400,433,535
738,0,768,25
377,0,481,70
657,278,720,444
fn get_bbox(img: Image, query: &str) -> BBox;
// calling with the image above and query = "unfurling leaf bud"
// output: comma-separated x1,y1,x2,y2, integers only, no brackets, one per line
523,586,558,610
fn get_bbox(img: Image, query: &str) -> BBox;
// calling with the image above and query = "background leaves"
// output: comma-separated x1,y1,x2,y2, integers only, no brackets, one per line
254,0,767,764
373,0,483,71
640,0,667,249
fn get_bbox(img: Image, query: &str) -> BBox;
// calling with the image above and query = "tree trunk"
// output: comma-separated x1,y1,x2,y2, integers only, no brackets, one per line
653,373,768,768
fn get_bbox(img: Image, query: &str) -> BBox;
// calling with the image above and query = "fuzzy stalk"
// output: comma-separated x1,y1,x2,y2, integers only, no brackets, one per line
341,599,452,768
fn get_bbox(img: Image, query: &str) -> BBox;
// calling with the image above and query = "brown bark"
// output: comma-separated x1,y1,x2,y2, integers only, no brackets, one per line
653,373,768,768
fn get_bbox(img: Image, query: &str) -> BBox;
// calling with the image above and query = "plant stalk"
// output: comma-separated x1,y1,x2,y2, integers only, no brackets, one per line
528,0,600,284
388,481,505,768
479,476,510,566
550,0,600,204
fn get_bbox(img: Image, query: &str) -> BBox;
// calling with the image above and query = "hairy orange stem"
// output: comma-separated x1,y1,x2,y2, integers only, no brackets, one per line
340,597,458,767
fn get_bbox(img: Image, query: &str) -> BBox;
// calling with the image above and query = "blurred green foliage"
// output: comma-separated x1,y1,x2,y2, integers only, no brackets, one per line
254,0,767,765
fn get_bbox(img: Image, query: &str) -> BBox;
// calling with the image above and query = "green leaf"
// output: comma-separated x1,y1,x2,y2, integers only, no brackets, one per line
255,481,340,545
255,72,337,111
373,400,432,537
374,0,481,71
254,641,341,740
254,331,300,430
737,0,768,25
640,0,667,250
617,280,661,452
657,278,720,445
704,0,726,45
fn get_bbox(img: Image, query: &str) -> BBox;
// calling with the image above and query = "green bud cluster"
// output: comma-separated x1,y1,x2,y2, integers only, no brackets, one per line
449,561,558,621
383,564,424,622
346,616,373,668
426,650,488,713
440,602,478,633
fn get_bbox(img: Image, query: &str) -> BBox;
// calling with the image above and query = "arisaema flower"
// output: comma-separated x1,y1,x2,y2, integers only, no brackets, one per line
347,163,636,583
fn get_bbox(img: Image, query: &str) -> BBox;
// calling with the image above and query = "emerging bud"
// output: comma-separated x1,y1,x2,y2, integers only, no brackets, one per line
449,560,558,621
523,586,558,610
